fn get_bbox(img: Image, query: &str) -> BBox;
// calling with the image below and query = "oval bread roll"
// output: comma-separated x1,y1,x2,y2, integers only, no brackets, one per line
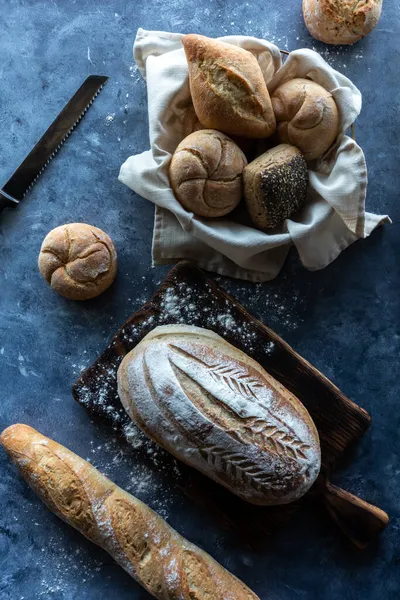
271,78,340,161
118,325,321,506
303,0,383,45
182,34,276,139
1,424,259,600
169,130,247,218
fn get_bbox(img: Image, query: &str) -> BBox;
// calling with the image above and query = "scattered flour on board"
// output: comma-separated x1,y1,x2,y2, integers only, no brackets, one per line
77,277,295,428
75,275,305,447
217,277,304,333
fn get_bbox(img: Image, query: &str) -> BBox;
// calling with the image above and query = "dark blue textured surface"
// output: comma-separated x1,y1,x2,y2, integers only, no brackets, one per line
0,1,399,598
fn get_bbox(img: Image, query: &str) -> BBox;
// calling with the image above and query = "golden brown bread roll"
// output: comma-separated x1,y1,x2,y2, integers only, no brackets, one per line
1,424,260,600
118,325,321,506
244,144,309,229
303,0,383,45
182,34,276,139
169,129,247,218
271,78,340,161
38,223,117,300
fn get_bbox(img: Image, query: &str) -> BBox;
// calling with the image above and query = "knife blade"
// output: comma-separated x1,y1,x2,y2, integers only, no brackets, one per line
0,75,108,213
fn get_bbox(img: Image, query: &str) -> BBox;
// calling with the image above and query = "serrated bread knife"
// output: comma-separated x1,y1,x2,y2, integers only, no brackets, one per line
0,75,108,214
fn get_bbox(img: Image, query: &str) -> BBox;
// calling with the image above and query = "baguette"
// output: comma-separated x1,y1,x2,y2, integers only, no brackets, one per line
1,424,259,600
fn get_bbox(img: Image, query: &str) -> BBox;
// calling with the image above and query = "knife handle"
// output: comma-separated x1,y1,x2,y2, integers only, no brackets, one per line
0,189,19,212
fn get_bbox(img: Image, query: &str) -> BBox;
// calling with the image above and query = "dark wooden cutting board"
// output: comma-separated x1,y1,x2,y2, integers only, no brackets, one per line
72,261,388,549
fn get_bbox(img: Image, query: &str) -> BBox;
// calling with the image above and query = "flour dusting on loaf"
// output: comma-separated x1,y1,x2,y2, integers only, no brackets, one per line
118,325,321,505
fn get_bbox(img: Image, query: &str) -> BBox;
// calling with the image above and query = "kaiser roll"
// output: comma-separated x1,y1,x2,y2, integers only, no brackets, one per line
271,78,340,161
38,223,117,300
169,129,247,218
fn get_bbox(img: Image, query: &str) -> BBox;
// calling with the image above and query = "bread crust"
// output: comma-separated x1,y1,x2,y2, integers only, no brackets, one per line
118,325,321,506
303,0,383,45
182,34,276,139
1,424,260,600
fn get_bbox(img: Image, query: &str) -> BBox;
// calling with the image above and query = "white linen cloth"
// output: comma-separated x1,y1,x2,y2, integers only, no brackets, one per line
119,29,390,282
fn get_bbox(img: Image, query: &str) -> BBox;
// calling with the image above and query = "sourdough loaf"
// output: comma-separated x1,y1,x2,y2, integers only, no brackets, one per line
1,424,260,600
117,325,321,505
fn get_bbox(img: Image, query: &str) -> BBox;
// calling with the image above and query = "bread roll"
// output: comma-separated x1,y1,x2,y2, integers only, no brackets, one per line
118,325,321,506
1,424,260,600
244,144,308,229
303,0,383,45
182,34,276,139
271,78,340,161
169,130,247,218
38,223,117,300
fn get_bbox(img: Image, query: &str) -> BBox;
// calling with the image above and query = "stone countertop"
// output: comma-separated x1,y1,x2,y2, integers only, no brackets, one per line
0,1,399,599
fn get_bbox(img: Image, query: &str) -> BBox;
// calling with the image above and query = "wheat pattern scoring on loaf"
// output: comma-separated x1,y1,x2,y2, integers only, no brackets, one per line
168,346,312,461
117,325,321,505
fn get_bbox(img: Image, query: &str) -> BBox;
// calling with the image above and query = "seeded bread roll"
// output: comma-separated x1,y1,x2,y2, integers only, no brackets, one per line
169,129,247,218
38,223,117,300
303,0,383,45
1,424,260,600
118,324,321,506
182,34,276,139
271,78,340,161
244,144,308,230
